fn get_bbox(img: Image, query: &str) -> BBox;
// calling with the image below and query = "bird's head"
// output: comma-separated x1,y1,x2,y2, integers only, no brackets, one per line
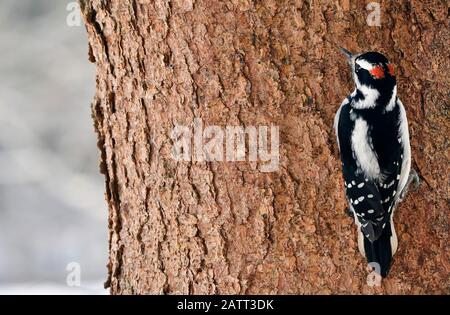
340,48,396,90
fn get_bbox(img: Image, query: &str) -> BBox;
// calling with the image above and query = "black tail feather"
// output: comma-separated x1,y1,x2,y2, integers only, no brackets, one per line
363,221,393,278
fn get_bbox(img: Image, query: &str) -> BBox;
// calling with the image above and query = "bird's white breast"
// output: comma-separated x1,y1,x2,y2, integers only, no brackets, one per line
351,118,380,180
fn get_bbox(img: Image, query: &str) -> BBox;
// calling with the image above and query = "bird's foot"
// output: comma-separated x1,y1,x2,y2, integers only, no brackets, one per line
399,169,420,201
345,207,354,218
410,169,421,190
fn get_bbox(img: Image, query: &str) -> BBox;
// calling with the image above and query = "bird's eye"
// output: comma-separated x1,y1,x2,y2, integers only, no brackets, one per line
355,64,361,72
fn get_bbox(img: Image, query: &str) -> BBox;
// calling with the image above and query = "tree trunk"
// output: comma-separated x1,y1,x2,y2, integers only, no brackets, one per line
80,0,449,294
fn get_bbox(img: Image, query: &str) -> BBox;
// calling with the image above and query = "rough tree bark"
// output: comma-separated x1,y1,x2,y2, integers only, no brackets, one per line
80,0,449,294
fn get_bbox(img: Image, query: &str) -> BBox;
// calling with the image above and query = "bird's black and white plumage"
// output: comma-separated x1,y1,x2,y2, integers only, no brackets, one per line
335,50,411,277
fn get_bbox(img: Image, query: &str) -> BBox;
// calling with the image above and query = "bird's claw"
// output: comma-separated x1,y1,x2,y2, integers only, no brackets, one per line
345,207,354,218
410,169,421,190
399,169,420,201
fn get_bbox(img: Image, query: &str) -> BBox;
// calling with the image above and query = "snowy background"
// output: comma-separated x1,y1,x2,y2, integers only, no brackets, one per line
0,1,108,294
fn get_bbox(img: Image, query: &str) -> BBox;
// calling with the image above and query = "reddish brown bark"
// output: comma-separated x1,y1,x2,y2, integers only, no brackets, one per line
81,0,449,294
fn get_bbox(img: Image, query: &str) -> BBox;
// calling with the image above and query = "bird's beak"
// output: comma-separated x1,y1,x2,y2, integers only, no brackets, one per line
340,47,353,60
340,47,355,71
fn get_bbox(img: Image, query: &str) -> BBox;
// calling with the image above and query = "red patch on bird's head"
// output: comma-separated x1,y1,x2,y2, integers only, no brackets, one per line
369,65,385,79
387,63,395,76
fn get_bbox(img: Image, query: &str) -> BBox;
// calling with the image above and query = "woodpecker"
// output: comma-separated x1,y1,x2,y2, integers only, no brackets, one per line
334,49,415,277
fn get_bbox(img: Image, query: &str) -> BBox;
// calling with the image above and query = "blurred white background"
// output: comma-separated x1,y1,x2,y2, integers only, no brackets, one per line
0,0,108,294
